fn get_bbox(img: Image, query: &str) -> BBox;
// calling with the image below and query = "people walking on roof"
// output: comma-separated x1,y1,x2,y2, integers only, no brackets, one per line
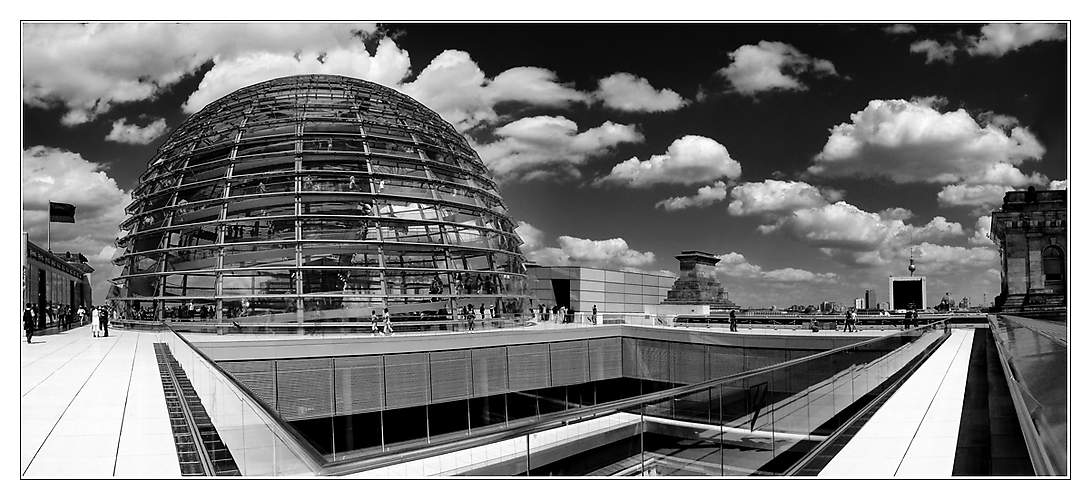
371,310,379,336
24,303,35,344
383,307,393,336
91,305,102,338
729,310,738,332
100,307,110,337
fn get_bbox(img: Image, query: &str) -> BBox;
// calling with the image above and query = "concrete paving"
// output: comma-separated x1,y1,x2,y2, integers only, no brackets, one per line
20,325,181,477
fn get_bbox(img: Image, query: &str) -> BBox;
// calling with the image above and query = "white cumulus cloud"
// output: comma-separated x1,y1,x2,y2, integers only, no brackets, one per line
969,215,994,246
969,23,1067,57
105,118,169,144
402,50,590,131
908,23,1066,64
758,201,966,268
22,146,132,302
597,135,741,187
516,221,656,270
910,39,958,64
594,72,688,112
1047,179,1068,190
718,41,838,96
808,98,1046,185
22,23,385,125
655,181,729,211
474,116,643,182
937,184,1012,213
727,180,843,216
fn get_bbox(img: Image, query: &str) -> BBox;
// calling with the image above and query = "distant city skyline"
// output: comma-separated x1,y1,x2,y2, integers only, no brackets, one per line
21,22,1068,307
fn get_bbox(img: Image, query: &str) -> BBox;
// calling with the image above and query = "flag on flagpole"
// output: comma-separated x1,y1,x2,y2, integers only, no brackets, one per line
49,202,76,223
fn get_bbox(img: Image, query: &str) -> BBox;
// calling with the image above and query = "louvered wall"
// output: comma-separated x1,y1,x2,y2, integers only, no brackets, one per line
216,336,778,421
471,347,508,396
507,344,551,391
334,356,384,414
588,337,622,381
549,341,589,386
219,359,278,410
429,350,472,403
276,358,334,421
384,353,430,409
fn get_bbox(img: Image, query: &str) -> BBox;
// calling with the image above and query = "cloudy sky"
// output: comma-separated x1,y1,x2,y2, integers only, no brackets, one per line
19,21,1069,308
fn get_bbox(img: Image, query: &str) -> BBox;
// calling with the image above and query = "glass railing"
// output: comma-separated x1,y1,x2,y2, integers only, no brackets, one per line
117,310,982,338
124,312,901,338
152,322,327,476
340,320,951,476
987,315,1067,476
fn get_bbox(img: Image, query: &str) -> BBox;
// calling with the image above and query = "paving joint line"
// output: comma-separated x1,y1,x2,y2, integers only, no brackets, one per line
21,330,129,476
21,328,113,396
893,329,972,476
111,329,144,477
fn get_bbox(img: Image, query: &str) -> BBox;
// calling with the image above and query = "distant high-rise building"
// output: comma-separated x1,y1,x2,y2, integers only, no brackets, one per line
854,298,865,309
865,289,877,310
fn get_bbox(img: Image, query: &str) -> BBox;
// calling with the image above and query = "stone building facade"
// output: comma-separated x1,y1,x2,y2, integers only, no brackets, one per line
990,188,1067,318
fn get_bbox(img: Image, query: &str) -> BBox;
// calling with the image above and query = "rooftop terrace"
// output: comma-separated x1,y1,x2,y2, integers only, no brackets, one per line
19,315,1060,478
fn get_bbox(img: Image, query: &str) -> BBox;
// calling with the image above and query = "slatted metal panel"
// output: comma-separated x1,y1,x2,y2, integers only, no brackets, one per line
218,360,278,411
275,358,334,422
622,337,638,379
333,356,384,415
549,341,589,387
670,342,707,384
708,345,746,380
384,353,430,409
507,344,551,391
633,339,671,382
588,337,622,381
429,350,472,403
471,347,508,397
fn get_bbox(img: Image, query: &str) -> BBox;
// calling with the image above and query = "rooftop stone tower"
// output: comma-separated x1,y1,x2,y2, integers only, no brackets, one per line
662,250,737,309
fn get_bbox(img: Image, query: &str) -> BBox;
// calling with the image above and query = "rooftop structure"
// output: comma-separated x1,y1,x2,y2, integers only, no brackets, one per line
661,250,736,308
990,188,1067,318
526,265,673,315
109,75,530,333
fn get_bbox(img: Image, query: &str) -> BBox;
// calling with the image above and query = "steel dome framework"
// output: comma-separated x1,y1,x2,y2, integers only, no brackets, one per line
111,74,529,332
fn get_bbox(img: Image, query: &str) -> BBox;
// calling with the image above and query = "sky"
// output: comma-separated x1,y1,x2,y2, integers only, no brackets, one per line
18,21,1070,309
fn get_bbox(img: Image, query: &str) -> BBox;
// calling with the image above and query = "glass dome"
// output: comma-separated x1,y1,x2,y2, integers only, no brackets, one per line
110,74,529,333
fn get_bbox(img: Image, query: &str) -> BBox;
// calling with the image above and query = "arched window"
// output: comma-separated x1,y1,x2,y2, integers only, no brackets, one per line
1042,246,1064,282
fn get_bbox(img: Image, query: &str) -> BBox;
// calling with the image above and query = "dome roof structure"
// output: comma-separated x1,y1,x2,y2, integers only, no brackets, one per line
111,74,529,333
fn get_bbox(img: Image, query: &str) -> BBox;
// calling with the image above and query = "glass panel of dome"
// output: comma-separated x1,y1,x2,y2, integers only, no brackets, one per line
222,244,296,268
301,159,369,173
233,156,296,175
221,270,294,296
237,138,297,157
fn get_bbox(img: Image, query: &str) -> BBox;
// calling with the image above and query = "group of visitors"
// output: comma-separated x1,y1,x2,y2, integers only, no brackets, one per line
843,308,860,332
370,308,393,336
458,304,495,331
535,304,577,324
21,303,110,344
903,309,920,330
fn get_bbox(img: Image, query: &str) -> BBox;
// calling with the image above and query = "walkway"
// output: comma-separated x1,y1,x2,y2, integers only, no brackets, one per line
819,327,975,477
20,325,181,477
